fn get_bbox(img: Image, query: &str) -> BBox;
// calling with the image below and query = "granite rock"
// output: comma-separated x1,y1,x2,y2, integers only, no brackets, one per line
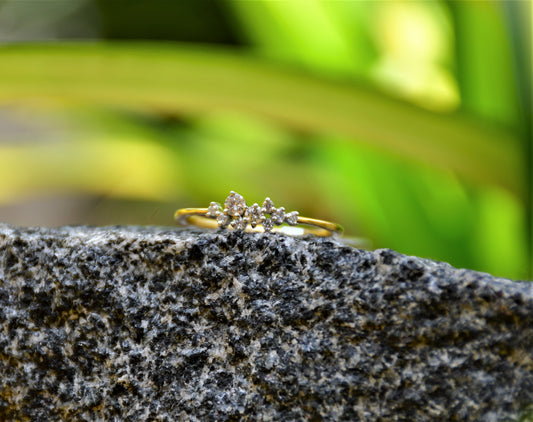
0,223,532,421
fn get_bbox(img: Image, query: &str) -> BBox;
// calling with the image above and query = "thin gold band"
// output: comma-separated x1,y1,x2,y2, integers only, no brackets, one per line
174,208,343,237
174,191,343,237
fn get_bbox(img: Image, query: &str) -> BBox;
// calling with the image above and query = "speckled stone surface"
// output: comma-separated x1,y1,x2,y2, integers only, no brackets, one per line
0,224,532,421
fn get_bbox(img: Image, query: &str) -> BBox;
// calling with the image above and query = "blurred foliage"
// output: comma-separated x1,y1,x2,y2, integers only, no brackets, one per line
0,0,530,280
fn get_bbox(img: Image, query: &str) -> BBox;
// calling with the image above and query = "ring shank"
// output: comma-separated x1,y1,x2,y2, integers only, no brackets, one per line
174,208,343,237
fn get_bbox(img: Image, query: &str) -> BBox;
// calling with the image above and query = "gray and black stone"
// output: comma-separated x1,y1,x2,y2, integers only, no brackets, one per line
0,223,532,421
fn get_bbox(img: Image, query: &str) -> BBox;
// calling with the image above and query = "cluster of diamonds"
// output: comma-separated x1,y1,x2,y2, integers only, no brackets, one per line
206,191,299,232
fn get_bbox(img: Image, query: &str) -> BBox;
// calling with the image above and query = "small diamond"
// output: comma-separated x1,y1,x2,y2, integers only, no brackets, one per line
272,207,285,225
216,212,230,228
262,197,275,214
245,203,262,228
225,191,247,218
285,211,299,226
262,218,274,232
206,202,221,218
231,217,248,231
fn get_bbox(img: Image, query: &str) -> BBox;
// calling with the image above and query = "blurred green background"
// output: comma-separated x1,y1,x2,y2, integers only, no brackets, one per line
0,0,530,280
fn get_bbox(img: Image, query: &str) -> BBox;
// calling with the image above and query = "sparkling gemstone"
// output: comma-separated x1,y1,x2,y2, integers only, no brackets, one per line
245,203,262,228
231,217,248,231
225,191,247,217
285,211,299,226
216,212,230,228
272,207,285,225
261,197,275,214
206,202,221,218
262,218,274,232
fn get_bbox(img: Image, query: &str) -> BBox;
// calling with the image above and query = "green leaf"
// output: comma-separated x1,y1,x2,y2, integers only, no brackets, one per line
227,0,376,76
448,0,520,126
0,42,522,196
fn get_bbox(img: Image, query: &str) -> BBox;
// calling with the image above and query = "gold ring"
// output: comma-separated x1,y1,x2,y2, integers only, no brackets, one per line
174,191,343,237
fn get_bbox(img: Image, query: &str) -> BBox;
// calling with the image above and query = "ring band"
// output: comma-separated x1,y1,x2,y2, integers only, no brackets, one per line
174,191,343,237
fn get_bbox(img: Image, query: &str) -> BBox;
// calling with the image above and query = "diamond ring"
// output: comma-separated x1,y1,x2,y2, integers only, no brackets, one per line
174,191,343,237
